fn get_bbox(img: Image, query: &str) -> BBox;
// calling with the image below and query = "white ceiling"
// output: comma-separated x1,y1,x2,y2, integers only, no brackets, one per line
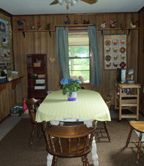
0,0,144,15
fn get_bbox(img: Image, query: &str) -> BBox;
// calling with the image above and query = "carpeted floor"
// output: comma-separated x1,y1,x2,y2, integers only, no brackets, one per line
0,118,144,166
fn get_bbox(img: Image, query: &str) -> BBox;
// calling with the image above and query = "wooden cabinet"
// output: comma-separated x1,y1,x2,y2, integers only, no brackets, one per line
0,77,22,121
115,83,141,120
27,54,47,99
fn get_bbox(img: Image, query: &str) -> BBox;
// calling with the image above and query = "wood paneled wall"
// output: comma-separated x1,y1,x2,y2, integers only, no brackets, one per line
12,13,139,103
138,8,144,84
138,7,144,113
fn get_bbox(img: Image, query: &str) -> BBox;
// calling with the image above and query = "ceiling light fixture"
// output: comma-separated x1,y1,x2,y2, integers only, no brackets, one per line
59,0,78,9
50,0,97,10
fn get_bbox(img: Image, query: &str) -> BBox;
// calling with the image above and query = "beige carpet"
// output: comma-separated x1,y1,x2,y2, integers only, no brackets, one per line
0,118,144,166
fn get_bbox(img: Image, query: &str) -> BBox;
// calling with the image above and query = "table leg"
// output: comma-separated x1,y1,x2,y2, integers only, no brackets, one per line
47,153,53,166
92,138,99,166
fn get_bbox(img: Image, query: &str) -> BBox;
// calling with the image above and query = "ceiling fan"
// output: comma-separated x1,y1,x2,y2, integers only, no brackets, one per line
50,0,97,9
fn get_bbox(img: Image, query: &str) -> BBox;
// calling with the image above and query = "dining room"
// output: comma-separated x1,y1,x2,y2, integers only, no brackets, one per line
0,0,144,165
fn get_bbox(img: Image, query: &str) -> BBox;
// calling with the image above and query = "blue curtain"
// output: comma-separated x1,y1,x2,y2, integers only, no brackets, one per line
88,26,101,85
56,27,70,78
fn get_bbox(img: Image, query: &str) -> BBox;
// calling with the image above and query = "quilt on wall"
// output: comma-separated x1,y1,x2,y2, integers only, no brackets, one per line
104,34,127,70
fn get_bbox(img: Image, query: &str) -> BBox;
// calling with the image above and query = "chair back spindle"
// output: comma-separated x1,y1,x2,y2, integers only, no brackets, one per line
44,123,96,164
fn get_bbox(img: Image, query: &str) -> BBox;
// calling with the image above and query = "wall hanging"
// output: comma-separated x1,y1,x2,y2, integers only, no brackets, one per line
0,14,12,71
104,34,127,70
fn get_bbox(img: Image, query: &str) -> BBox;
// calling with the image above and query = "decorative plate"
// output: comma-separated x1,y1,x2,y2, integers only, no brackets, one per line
120,47,126,53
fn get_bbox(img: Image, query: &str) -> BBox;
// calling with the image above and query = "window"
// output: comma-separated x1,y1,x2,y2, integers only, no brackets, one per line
68,30,90,83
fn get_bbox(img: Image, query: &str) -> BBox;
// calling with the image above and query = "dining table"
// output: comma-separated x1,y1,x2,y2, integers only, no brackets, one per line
35,89,111,166
36,89,111,122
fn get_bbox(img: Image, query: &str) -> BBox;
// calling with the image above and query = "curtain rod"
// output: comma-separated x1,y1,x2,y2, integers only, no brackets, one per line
55,24,95,31
55,24,94,28
56,24,94,27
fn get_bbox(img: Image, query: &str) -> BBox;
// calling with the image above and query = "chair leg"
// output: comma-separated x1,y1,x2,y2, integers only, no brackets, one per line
82,155,89,166
29,123,37,145
37,123,44,139
103,122,110,142
29,123,44,146
52,156,57,166
136,132,142,161
95,122,110,142
125,127,133,148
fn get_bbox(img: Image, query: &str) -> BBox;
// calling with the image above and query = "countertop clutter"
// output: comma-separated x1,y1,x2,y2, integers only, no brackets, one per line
0,76,7,83
0,70,20,83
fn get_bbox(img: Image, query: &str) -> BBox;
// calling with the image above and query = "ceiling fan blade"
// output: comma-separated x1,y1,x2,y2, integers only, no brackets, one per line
50,0,59,5
81,0,97,4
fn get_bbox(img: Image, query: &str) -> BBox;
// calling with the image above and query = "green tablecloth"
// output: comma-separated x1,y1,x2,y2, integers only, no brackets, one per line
36,89,111,122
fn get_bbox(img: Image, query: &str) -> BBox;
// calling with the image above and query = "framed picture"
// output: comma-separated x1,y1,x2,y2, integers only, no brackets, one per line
104,34,127,70
0,11,12,70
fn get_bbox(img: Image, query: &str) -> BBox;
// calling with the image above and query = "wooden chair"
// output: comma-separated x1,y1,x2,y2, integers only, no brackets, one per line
95,95,111,142
43,122,96,166
27,98,43,145
81,84,111,142
95,98,111,142
95,121,110,142
81,83,96,91
125,121,144,162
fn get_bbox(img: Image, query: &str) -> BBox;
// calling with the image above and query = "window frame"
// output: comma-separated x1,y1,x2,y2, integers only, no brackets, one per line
68,29,91,83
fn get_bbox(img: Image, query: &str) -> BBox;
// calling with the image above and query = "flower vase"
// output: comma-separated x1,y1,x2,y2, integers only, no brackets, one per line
67,91,77,101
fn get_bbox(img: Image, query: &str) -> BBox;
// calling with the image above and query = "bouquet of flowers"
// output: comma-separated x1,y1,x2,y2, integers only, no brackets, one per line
60,78,81,95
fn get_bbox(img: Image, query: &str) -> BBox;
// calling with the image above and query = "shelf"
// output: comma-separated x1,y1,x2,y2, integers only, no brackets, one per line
0,77,22,91
27,54,47,99
13,29,55,33
115,83,141,120
100,28,139,31
121,94,138,97
121,114,138,119
119,83,141,88
121,104,138,107
13,25,144,33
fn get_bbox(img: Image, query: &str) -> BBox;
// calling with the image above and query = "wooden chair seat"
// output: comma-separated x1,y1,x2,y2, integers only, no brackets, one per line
44,123,96,165
129,121,144,132
125,121,144,162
